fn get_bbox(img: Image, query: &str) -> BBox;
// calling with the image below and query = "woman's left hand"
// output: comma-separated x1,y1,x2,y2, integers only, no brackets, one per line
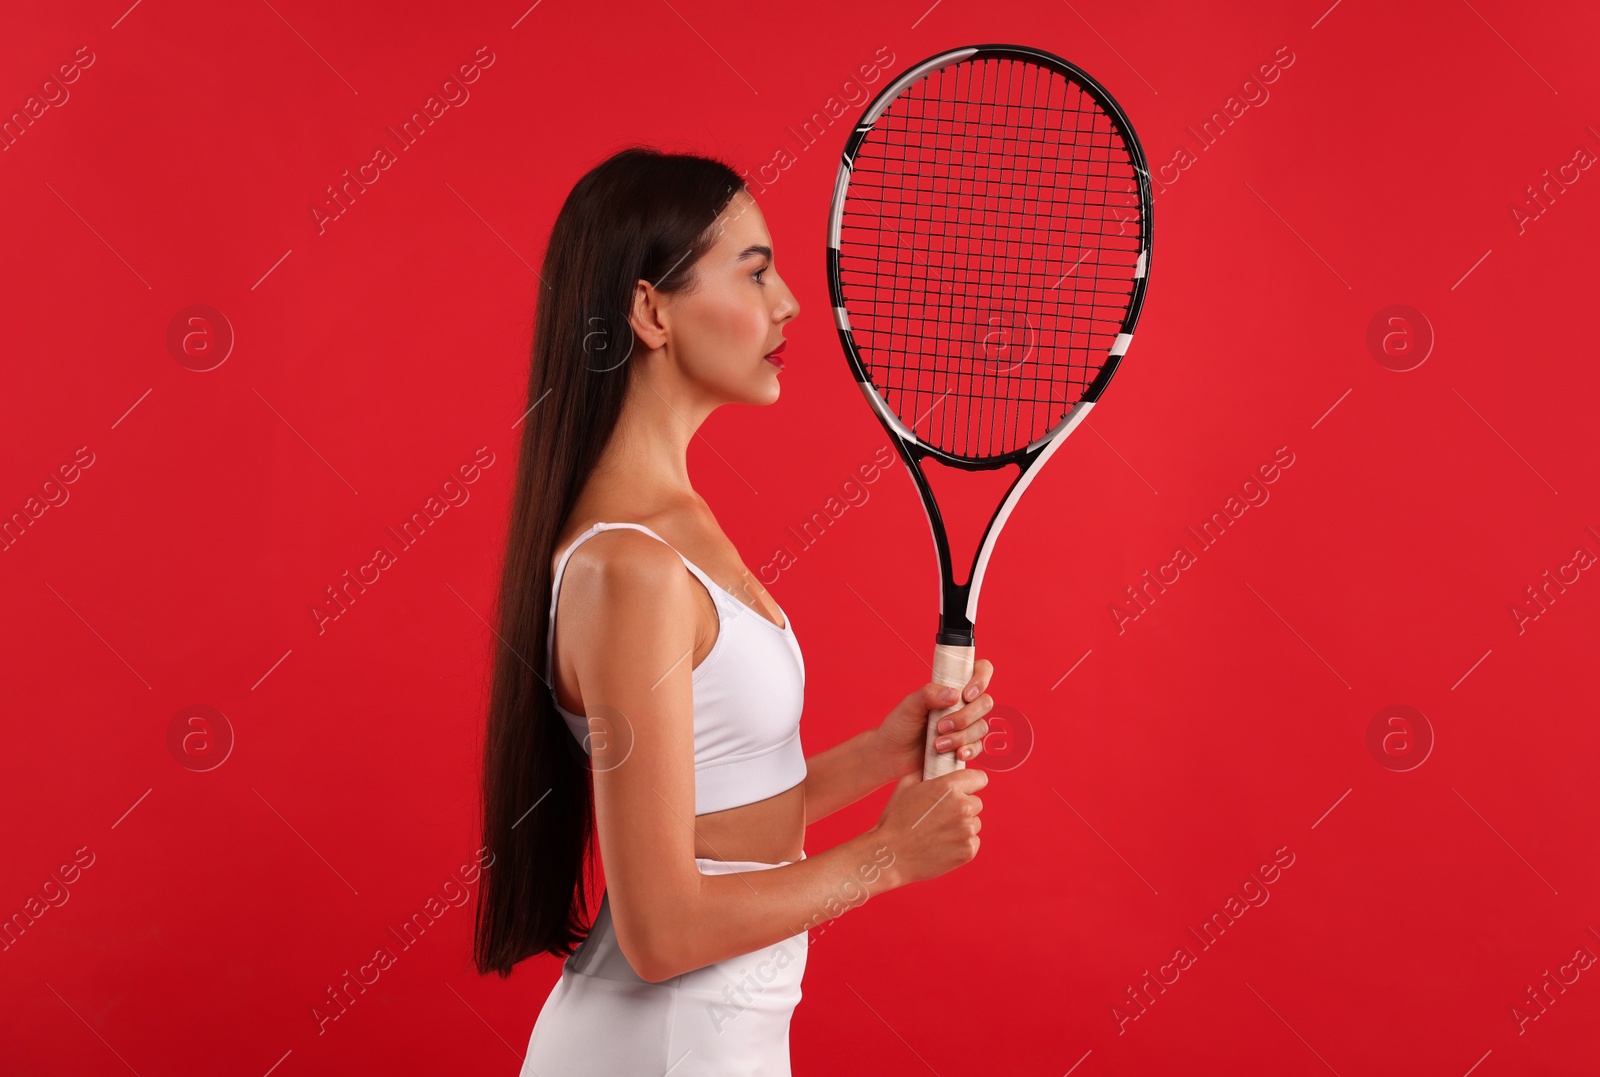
870,659,995,781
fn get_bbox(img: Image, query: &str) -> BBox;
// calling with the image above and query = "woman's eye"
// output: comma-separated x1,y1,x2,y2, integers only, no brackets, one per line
753,265,769,283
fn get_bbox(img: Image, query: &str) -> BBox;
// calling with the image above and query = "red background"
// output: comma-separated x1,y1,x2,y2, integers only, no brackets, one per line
4,0,1598,1074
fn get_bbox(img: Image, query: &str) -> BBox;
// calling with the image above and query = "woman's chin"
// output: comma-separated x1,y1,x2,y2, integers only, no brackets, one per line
750,367,783,404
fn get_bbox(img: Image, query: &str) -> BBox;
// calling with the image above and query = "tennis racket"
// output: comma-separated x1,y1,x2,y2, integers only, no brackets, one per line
826,43,1154,780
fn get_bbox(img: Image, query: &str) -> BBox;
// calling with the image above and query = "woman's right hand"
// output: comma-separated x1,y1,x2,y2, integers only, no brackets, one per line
870,766,988,886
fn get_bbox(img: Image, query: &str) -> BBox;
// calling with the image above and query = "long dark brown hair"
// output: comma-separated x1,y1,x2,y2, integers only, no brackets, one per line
474,146,745,977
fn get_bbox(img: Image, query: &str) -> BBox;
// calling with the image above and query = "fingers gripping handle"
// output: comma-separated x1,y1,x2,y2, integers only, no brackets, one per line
924,643,975,780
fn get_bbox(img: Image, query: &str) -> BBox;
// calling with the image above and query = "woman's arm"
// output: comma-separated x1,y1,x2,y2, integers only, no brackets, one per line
564,533,909,983
802,730,901,825
804,671,997,826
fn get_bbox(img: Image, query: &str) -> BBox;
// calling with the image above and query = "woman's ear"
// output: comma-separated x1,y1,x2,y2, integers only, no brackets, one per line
627,279,669,351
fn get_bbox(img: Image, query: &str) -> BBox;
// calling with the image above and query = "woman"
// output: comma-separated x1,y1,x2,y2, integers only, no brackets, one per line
474,146,996,1076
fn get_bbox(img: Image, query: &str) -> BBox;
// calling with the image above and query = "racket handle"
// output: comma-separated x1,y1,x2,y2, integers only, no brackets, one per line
924,643,975,780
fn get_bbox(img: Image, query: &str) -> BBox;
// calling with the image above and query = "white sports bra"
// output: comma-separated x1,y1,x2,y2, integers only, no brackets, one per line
546,522,806,815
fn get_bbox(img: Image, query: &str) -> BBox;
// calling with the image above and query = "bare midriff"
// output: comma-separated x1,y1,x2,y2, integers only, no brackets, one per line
693,782,806,864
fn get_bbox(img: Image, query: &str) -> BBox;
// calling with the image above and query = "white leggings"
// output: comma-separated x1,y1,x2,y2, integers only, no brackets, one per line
520,854,809,1077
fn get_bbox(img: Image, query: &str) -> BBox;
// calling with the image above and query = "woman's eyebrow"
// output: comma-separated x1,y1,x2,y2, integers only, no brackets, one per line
736,244,773,261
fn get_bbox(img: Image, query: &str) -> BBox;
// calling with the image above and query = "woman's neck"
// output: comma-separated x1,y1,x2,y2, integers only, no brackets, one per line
593,358,718,502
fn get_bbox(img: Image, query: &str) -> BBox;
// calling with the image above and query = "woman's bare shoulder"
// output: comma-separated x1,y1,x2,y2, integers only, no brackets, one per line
558,525,685,593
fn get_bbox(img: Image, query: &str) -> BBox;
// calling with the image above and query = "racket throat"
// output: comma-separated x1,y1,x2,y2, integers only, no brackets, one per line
937,608,975,648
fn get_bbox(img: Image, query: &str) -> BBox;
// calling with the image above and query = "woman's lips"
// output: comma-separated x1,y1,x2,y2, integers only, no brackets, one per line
764,340,787,370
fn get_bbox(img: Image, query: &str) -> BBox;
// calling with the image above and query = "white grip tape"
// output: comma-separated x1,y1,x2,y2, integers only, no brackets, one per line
924,643,975,779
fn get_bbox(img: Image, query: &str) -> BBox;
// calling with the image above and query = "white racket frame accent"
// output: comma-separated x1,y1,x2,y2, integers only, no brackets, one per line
967,400,1095,625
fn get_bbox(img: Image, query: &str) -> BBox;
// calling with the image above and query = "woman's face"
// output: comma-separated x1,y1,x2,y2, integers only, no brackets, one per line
638,188,800,406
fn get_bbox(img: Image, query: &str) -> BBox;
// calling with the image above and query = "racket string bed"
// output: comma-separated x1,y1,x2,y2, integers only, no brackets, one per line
837,54,1146,461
